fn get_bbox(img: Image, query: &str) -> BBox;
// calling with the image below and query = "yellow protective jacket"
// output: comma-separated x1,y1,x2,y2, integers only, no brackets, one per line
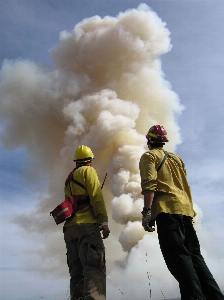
63,166,108,227
139,148,196,220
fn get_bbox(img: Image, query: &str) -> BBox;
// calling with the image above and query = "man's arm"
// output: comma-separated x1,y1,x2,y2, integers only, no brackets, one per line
139,153,156,232
143,191,154,209
142,191,155,232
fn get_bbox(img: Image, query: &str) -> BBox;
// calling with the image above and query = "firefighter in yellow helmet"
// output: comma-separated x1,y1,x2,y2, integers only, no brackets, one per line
63,145,110,300
139,125,224,300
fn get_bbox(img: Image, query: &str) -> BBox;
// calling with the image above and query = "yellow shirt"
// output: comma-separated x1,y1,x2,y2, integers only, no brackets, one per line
64,166,108,227
139,148,196,220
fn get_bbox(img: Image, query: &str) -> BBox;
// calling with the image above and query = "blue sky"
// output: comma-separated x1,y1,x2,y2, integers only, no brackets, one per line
1,1,224,300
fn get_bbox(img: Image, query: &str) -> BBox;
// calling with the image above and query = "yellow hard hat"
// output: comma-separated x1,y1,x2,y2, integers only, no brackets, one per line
74,145,94,162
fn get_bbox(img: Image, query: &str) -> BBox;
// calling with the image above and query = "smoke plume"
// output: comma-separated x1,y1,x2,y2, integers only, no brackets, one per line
0,4,202,298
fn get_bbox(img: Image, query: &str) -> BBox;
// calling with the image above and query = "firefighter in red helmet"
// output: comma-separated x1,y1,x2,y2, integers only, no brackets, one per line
63,145,110,300
139,125,224,300
146,124,169,143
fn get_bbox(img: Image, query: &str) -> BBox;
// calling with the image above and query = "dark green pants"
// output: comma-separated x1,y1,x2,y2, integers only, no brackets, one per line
64,224,106,300
156,213,224,300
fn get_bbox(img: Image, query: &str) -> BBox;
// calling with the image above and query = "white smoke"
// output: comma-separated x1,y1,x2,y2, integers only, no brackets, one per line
0,4,210,299
48,3,184,253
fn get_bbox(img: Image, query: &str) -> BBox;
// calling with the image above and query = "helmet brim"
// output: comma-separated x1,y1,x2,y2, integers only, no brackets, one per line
146,135,169,143
73,157,94,162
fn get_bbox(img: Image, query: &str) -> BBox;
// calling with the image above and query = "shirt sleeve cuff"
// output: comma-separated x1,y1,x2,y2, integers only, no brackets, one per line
142,189,156,195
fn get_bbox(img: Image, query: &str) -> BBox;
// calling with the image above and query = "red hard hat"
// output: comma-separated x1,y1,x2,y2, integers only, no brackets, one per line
146,125,169,143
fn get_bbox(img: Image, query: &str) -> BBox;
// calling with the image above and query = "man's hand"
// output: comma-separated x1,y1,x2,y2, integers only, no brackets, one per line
141,208,155,232
102,224,110,239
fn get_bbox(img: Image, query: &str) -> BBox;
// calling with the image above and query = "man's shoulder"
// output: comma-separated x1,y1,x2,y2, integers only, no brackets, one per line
75,165,96,173
74,166,99,184
140,150,151,159
167,152,185,167
167,151,182,160
140,149,162,162
149,148,165,158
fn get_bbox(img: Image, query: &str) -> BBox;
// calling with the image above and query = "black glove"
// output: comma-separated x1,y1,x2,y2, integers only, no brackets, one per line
141,208,155,232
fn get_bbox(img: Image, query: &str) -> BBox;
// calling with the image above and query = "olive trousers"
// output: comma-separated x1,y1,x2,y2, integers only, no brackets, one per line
156,213,224,300
64,224,106,300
